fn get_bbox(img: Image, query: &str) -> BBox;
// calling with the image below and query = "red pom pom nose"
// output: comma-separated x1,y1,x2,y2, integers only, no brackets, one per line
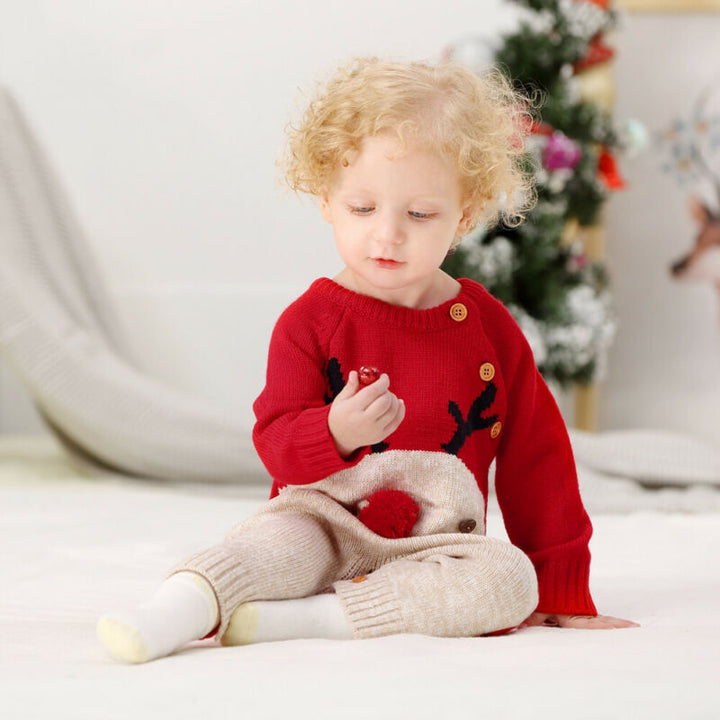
357,489,419,539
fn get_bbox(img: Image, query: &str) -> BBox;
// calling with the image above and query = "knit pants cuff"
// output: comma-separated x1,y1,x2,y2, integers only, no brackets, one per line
169,546,253,640
333,574,404,639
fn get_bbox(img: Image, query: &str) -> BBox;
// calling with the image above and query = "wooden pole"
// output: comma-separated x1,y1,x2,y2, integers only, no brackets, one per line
574,382,599,431
573,223,607,431
571,57,615,431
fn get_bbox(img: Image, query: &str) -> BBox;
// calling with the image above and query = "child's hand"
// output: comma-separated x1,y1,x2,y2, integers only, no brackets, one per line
328,370,405,457
521,612,640,629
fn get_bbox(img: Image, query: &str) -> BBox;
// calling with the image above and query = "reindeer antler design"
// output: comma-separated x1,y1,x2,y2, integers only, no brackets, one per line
325,357,345,405
441,382,499,456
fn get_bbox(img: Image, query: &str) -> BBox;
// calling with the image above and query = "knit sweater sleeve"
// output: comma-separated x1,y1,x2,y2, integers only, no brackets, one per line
252,293,361,492
478,289,597,616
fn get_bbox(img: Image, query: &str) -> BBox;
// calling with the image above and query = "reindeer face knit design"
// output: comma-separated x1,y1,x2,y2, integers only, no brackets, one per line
252,277,597,617
303,450,486,537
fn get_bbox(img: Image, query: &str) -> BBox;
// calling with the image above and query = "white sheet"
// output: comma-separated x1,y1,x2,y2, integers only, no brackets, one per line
2,437,720,719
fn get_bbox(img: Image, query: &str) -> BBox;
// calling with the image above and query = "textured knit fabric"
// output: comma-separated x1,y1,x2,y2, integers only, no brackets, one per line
252,277,597,616
177,450,538,639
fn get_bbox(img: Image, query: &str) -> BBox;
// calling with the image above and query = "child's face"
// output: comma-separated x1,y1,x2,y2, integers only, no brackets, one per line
320,133,471,307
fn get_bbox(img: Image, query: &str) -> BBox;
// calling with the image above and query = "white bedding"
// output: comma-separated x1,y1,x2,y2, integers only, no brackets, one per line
2,436,720,719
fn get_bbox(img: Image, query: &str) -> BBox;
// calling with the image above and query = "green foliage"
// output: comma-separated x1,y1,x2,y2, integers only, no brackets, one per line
542,83,616,145
444,0,622,386
495,24,582,94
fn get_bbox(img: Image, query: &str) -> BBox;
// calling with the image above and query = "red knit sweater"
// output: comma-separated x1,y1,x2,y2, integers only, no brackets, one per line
253,277,597,616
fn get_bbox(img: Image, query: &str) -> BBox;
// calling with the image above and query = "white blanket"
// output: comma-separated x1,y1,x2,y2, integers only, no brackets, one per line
2,436,719,719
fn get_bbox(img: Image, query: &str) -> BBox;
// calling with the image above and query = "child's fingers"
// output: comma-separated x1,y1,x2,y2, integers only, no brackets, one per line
335,371,360,399
373,394,403,431
367,392,395,420
382,398,405,434
558,615,640,630
524,613,641,630
365,386,404,423
355,374,391,410
519,612,548,628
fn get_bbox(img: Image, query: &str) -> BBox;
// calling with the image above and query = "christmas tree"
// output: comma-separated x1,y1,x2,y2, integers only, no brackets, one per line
444,0,642,387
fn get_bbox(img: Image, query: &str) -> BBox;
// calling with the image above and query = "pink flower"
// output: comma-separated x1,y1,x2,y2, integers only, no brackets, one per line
543,132,582,171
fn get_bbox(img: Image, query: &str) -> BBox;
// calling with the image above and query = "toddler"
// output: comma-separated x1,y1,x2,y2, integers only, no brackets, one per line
97,57,637,663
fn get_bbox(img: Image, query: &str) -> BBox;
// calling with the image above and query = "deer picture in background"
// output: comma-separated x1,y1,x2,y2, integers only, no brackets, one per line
662,79,720,318
671,197,720,298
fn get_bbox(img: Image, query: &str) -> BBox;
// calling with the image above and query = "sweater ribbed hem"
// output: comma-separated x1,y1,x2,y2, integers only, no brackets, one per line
261,406,367,495
334,574,404,639
534,551,597,616
294,405,363,478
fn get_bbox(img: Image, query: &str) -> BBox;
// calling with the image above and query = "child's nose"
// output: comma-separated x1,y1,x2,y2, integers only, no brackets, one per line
376,213,406,245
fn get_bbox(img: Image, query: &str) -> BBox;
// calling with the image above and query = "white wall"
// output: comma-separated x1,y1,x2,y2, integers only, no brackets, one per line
2,3,719,448
0,0,515,432
603,11,720,447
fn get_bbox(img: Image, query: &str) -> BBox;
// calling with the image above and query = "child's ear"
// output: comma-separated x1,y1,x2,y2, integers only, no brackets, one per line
319,190,333,224
456,204,475,237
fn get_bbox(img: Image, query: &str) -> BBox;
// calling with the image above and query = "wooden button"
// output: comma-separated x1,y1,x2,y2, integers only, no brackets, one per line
458,518,477,533
352,575,367,583
490,421,502,439
449,303,468,322
479,362,495,382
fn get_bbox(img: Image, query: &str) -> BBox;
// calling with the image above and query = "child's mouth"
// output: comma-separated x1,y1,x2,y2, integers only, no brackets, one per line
372,258,404,269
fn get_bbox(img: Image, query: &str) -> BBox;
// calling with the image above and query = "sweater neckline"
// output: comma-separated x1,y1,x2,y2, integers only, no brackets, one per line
312,277,478,330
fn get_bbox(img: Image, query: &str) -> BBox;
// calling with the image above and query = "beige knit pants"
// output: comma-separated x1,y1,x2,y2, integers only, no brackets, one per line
175,451,539,640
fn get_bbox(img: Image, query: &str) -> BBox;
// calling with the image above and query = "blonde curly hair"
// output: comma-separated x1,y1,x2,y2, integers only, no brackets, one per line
282,57,537,237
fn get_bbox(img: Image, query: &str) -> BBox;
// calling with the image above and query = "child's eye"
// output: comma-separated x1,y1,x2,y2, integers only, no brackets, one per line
409,211,436,220
349,206,374,215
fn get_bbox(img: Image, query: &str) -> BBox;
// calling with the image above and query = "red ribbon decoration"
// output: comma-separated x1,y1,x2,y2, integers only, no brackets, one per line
598,147,626,190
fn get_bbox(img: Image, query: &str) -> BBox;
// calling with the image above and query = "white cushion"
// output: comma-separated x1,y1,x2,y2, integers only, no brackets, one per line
569,429,720,487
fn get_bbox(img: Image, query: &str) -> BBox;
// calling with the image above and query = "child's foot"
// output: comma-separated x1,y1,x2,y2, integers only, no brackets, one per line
97,572,219,663
222,593,353,645
96,614,152,664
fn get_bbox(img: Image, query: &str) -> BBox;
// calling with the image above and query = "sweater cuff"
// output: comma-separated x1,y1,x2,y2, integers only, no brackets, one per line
293,406,364,480
533,549,597,616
